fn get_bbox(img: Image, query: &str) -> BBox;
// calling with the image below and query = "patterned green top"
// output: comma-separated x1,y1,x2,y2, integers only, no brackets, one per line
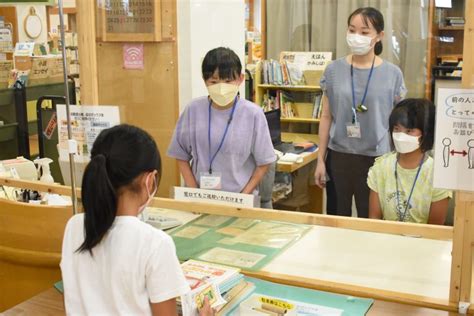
367,152,452,223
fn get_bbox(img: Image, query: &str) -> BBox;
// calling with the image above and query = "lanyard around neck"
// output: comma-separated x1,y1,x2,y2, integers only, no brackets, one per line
350,55,376,123
208,97,238,174
394,154,425,222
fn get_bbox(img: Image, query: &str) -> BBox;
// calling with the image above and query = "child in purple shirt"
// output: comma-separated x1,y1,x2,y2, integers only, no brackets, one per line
167,47,275,195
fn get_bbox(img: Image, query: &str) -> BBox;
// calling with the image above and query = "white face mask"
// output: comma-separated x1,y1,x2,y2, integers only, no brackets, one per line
138,173,157,214
207,83,239,107
346,33,375,55
392,132,420,154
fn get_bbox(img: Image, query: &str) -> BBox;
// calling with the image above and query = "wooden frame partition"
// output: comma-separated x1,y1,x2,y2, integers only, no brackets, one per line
0,177,458,313
2,0,470,313
452,0,474,311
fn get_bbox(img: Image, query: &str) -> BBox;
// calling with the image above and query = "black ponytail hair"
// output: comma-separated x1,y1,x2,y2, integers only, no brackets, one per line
77,124,161,254
348,7,384,55
389,98,436,153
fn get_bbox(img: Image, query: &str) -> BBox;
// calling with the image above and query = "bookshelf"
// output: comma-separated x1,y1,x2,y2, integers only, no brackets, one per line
254,61,321,142
258,84,321,92
426,0,465,99
280,117,320,124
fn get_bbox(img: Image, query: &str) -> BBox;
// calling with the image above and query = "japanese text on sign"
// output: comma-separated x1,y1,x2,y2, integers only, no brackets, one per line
56,105,120,162
280,51,332,71
174,187,257,208
433,89,474,191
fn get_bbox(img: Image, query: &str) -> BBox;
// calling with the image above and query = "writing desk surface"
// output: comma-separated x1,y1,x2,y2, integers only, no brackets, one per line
263,225,452,300
276,132,319,173
2,287,452,316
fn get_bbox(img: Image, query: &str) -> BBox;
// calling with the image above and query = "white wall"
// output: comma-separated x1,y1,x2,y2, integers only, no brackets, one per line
57,0,76,8
178,0,246,112
15,4,48,44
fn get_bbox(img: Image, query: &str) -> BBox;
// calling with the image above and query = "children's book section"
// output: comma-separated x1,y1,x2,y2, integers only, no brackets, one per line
256,52,331,120
170,214,374,315
254,52,331,211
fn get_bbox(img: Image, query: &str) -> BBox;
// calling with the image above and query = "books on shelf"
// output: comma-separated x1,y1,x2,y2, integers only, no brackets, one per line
261,59,302,85
280,90,296,118
445,16,465,26
261,89,323,119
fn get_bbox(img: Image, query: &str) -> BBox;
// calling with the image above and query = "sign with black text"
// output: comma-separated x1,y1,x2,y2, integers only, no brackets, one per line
433,88,474,191
174,187,258,208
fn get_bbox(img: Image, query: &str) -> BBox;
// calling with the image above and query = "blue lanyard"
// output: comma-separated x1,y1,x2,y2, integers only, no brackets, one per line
394,154,425,222
208,97,238,174
350,55,375,123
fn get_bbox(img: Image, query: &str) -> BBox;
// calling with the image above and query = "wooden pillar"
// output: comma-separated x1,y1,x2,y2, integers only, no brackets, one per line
261,0,266,59
425,0,437,99
75,1,180,197
76,0,99,105
449,0,474,305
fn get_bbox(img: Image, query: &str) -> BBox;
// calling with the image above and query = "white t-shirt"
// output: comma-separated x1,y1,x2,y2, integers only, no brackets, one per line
60,213,190,315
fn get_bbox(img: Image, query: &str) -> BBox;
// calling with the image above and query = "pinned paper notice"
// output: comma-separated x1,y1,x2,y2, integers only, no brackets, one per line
435,0,452,8
433,88,474,191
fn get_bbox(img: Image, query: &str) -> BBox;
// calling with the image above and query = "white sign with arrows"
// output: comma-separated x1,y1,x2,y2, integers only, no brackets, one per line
433,88,474,191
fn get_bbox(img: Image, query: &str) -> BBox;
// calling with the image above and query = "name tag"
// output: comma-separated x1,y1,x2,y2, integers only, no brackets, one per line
346,122,361,138
200,172,222,190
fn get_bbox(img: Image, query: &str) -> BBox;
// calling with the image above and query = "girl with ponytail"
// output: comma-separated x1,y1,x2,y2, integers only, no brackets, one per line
60,124,213,315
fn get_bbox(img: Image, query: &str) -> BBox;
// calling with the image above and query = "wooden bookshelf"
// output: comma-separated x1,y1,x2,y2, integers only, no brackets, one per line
258,84,321,91
280,117,320,124
438,25,464,31
425,0,465,99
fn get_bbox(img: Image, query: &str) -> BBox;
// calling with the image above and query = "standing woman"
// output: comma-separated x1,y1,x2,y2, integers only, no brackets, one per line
314,7,407,218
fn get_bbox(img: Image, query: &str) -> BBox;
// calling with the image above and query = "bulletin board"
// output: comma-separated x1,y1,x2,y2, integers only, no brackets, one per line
96,0,162,42
170,214,310,271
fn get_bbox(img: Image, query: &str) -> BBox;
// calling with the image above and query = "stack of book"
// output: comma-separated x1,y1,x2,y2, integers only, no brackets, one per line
179,260,255,316
445,16,465,27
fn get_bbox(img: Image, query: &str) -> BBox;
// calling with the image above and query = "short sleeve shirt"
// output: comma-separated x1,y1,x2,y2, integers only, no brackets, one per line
60,214,190,315
167,96,276,193
321,57,407,156
367,152,452,223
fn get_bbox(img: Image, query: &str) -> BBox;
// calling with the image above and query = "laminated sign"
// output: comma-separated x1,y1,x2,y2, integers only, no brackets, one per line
433,88,474,191
123,44,144,69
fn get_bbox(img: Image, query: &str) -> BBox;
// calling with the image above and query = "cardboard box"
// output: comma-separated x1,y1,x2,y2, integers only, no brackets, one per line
14,55,65,85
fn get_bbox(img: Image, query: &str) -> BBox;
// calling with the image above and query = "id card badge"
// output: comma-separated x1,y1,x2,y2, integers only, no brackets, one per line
346,122,361,138
200,172,222,190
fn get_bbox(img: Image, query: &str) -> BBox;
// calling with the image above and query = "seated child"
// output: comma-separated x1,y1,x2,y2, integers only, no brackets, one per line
368,99,452,224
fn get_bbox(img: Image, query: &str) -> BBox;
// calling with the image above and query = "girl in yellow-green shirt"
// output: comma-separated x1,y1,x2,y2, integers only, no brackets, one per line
368,99,452,224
